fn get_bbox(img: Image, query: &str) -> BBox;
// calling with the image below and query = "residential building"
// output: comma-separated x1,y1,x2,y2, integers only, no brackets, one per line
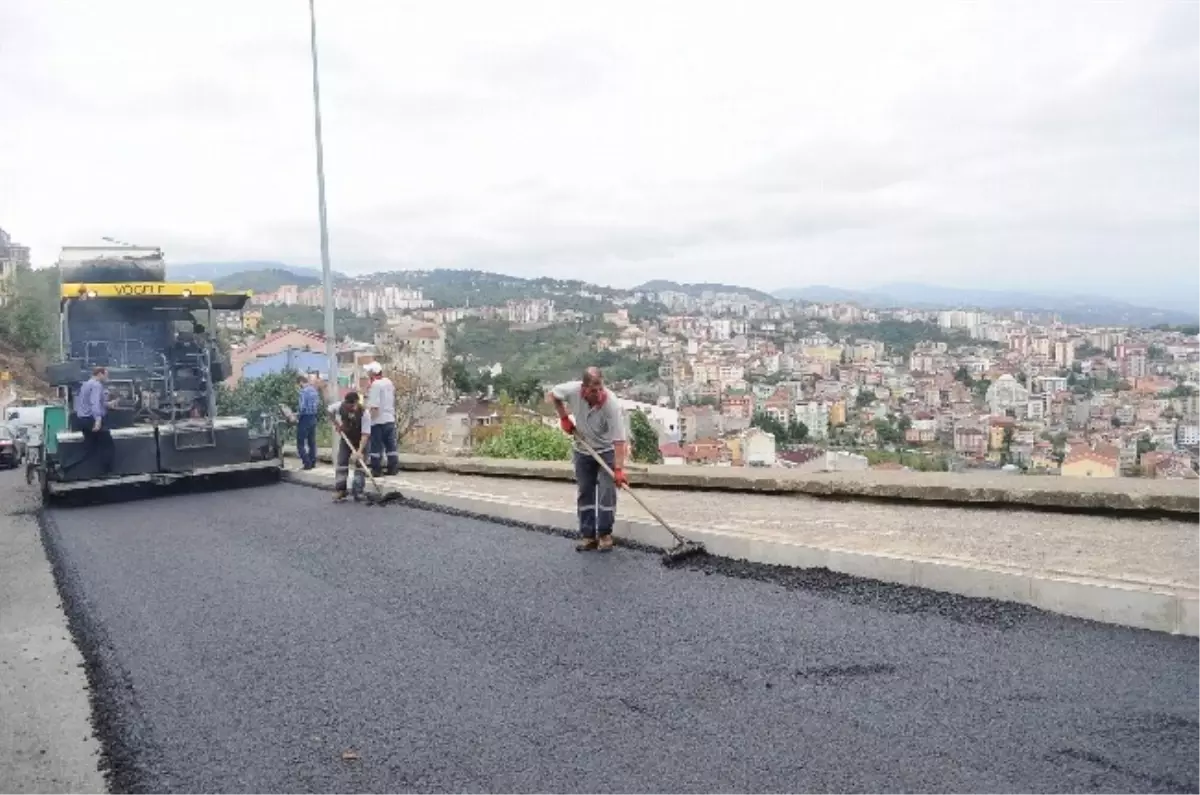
1053,340,1075,368
375,318,447,397
953,424,987,457
988,416,1016,451
659,442,686,465
227,329,329,385
761,388,791,425
985,374,1030,414
786,450,870,473
1120,347,1148,379
905,412,937,444
1178,425,1200,447
0,226,31,308
830,401,849,427
683,439,722,465
1034,375,1068,395
443,398,502,455
740,427,776,467
721,394,754,420
506,299,556,324
679,406,720,443
1061,444,1121,478
793,402,829,440
1141,451,1198,479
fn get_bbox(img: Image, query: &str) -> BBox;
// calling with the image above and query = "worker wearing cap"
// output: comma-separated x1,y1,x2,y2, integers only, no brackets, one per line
549,366,629,552
363,362,399,477
328,391,370,501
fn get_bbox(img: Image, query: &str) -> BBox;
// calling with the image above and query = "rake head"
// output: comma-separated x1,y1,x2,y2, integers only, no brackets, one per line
661,539,707,566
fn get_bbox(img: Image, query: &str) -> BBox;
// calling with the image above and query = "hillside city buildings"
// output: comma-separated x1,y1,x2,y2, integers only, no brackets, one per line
0,220,1194,480
236,279,1199,479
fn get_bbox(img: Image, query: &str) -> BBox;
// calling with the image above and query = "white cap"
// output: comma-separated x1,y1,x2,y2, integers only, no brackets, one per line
363,362,383,375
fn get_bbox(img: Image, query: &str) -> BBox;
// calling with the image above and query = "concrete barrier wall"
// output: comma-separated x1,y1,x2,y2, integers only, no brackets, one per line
287,447,1200,517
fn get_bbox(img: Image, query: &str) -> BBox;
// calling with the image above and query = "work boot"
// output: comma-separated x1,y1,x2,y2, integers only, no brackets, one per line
576,536,598,552
333,490,348,502
598,534,614,552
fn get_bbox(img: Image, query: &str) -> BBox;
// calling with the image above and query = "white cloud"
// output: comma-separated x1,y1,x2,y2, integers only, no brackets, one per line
1,0,1195,309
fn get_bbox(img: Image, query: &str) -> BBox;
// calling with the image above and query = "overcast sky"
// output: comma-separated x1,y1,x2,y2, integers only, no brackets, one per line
1,0,1196,309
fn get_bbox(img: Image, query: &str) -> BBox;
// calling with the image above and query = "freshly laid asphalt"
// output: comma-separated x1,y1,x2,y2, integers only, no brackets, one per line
41,480,1199,793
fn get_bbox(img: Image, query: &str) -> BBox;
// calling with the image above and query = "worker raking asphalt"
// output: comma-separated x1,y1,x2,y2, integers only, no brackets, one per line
41,481,1199,794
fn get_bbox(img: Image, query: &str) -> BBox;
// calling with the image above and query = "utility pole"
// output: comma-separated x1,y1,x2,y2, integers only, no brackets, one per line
308,0,338,402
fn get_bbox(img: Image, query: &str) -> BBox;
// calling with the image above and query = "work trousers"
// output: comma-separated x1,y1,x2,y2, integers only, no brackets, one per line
335,438,366,495
69,413,115,475
296,414,318,468
369,421,399,477
573,448,617,538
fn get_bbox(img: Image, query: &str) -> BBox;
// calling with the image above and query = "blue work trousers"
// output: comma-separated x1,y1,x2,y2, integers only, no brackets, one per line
573,449,617,537
296,414,318,468
335,438,367,495
369,421,399,477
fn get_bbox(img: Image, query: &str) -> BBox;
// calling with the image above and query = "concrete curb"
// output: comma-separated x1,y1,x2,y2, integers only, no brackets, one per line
283,446,1199,517
283,467,1200,637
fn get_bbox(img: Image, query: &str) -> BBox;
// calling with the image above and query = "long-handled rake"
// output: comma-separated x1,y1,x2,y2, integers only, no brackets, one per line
336,427,405,506
574,436,706,565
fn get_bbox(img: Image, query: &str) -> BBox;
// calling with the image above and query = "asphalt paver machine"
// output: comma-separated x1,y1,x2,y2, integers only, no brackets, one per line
36,246,283,501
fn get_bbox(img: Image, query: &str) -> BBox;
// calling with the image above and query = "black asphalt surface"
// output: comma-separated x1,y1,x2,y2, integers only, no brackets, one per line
40,479,1199,793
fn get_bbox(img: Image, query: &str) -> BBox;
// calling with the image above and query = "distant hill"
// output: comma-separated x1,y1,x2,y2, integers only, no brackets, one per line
774,285,875,304
633,279,776,303
361,268,632,312
774,282,1199,327
169,261,334,283
213,268,321,293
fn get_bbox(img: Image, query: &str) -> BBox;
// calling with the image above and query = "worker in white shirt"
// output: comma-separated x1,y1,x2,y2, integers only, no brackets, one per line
363,362,399,477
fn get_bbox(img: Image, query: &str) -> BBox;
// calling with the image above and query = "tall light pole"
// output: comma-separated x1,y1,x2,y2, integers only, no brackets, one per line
308,0,338,402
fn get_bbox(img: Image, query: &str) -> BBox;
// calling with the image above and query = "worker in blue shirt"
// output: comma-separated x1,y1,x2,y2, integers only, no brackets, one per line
68,365,116,474
296,374,321,470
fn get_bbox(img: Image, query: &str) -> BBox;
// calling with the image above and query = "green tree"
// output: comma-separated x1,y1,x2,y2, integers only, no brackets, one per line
476,422,572,461
0,265,57,354
628,410,662,464
872,418,903,446
751,411,788,441
443,359,475,396
216,369,330,444
855,389,875,408
786,419,809,443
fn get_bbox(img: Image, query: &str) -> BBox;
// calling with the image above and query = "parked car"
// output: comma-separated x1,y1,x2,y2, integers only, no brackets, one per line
0,424,22,469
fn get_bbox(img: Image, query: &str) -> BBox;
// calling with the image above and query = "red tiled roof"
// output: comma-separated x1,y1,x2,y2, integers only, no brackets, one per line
238,328,327,358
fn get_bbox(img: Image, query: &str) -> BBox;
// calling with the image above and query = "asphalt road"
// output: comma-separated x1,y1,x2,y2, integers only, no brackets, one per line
41,480,1199,793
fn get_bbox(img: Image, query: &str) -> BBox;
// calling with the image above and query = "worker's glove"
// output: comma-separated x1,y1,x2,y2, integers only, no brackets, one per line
559,417,576,435
613,467,629,488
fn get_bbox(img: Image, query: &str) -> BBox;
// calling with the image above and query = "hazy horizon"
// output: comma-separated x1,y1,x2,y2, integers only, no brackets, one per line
2,0,1196,312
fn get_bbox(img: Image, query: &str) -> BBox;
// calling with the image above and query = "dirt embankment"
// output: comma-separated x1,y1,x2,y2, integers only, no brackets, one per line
0,339,52,403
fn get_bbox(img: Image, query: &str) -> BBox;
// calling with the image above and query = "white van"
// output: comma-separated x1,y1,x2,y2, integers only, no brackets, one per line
4,405,48,445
